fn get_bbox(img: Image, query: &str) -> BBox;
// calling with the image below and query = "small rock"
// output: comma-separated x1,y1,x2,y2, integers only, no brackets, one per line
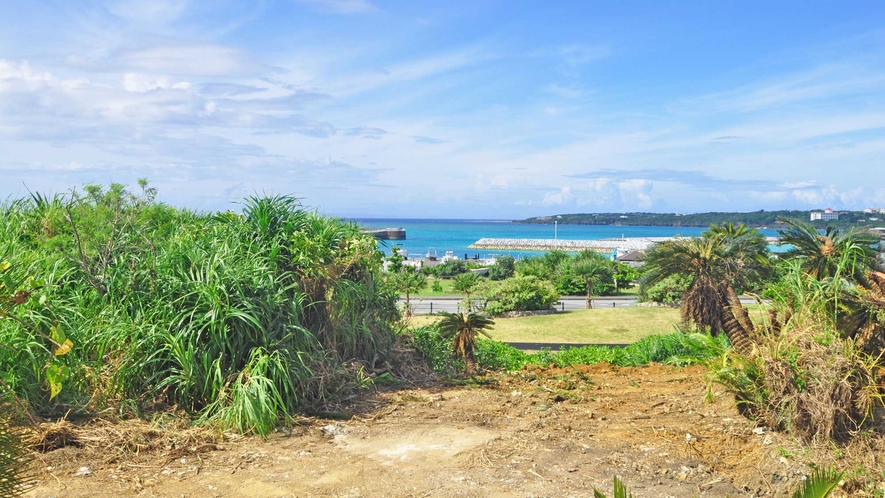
752,426,767,435
73,467,92,477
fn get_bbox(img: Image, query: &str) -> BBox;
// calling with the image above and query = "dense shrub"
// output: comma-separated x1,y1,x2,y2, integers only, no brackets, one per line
487,255,515,280
640,273,691,304
434,260,467,278
0,184,398,435
471,276,559,316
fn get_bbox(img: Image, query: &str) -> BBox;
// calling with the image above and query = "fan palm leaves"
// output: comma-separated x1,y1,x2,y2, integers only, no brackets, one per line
778,219,878,284
436,312,494,374
570,252,613,309
642,224,769,354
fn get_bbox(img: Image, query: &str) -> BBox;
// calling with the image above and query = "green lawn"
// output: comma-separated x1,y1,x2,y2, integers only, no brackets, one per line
408,306,684,344
412,277,458,296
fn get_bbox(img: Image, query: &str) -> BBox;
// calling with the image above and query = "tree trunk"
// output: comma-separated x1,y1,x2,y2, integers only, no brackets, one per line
717,288,753,355
464,351,478,374
724,285,755,337
404,292,412,317
586,281,593,309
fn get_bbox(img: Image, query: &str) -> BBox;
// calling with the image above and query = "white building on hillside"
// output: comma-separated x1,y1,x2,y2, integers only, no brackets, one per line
810,208,839,221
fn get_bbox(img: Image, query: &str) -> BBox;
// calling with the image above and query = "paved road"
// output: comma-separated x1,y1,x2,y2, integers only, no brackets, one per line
400,295,760,315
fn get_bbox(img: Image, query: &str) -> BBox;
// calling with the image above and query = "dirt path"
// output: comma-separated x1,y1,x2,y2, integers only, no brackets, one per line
25,364,823,497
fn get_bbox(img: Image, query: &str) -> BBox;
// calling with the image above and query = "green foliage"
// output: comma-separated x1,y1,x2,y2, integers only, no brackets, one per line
475,331,729,371
593,476,633,498
435,259,467,278
393,268,427,316
0,416,33,497
436,312,495,373
778,218,878,284
641,274,692,304
452,272,481,304
386,246,405,273
612,262,640,291
409,325,463,374
430,279,443,292
473,276,559,316
487,255,515,280
0,184,398,436
791,468,843,498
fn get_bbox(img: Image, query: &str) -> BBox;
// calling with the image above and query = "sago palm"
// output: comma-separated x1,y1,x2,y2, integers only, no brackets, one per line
778,219,878,284
436,312,494,374
642,224,768,354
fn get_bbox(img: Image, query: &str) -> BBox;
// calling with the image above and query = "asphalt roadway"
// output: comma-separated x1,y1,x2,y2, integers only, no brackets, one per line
400,295,759,315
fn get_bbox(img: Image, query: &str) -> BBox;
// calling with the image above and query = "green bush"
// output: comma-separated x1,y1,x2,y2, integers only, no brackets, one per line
640,273,692,304
0,185,399,436
473,276,559,316
487,255,515,280
435,260,467,278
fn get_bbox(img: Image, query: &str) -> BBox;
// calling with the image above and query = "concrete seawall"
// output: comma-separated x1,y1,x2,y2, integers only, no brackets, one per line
469,236,782,252
361,228,406,240
468,237,674,252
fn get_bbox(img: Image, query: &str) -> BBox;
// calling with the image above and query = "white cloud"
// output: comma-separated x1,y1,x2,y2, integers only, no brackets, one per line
123,73,192,92
543,186,573,205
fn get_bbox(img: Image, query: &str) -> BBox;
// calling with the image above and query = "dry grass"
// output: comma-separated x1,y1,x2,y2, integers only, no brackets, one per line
408,307,684,344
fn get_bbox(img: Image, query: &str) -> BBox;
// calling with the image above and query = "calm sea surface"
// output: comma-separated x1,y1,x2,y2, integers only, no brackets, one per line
350,218,782,258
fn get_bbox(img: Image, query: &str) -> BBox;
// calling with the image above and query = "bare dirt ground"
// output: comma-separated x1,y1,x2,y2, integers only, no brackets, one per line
23,364,882,497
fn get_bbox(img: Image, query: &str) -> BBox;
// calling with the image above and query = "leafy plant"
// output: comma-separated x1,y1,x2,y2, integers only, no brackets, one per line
592,476,633,498
472,276,559,316
436,312,495,374
487,255,515,280
791,468,843,498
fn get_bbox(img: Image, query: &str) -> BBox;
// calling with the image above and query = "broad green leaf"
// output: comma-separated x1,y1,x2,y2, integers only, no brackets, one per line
46,364,70,400
50,325,67,347
1,274,14,292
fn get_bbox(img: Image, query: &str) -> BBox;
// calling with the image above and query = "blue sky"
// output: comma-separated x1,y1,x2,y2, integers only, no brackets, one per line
2,1,885,218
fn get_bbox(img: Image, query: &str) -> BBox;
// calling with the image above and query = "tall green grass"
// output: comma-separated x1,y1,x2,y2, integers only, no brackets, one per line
0,186,398,435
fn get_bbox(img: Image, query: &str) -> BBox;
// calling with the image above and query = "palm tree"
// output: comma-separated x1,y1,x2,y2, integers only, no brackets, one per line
642,224,770,354
393,268,427,317
436,311,494,374
570,251,613,309
778,219,878,284
452,272,481,309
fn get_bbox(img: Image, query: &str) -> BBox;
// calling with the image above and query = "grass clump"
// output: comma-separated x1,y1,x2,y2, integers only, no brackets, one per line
0,184,399,436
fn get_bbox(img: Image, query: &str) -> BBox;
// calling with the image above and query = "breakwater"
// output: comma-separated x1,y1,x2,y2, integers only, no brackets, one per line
470,236,783,252
468,237,676,252
361,228,406,240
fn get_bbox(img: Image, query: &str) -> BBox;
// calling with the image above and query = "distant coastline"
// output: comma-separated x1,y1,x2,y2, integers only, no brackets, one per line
517,210,885,228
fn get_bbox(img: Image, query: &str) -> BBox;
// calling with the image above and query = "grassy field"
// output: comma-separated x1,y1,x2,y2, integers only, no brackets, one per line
409,306,684,344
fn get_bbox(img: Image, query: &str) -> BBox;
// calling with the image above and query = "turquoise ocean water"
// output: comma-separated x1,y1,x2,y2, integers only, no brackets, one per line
351,219,783,258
